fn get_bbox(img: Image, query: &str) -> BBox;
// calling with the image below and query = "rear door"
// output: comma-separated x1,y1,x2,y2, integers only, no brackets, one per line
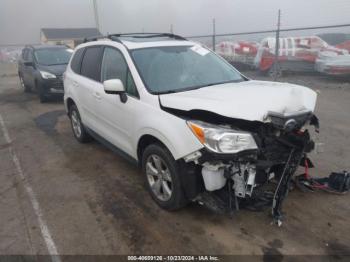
22,49,34,87
27,49,36,87
18,49,27,80
18,49,25,73
75,46,104,129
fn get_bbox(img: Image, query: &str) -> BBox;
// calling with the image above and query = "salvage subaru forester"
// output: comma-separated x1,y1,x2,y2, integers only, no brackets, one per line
64,33,319,225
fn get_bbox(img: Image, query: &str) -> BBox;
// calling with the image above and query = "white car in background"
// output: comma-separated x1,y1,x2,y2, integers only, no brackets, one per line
64,33,319,224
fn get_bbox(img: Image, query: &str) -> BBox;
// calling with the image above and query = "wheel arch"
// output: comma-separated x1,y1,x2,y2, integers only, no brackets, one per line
137,133,175,165
66,97,76,114
137,133,204,202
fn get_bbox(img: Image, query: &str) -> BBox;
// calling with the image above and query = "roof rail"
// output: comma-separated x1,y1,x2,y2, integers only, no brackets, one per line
82,33,188,46
107,33,187,41
106,35,123,44
83,35,107,43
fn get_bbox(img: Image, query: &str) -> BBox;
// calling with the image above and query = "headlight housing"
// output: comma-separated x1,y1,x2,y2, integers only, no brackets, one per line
40,71,56,79
187,120,258,154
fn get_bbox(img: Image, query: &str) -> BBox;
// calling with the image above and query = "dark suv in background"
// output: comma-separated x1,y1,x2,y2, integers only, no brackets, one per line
18,45,73,102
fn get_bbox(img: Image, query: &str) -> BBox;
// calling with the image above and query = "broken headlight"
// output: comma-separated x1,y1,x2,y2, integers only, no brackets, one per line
187,120,258,154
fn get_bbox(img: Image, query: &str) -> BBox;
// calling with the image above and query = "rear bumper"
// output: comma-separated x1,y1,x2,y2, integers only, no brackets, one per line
315,58,350,75
321,66,350,75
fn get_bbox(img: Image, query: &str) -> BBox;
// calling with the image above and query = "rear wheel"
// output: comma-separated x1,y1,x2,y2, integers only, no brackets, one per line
69,105,92,143
142,144,188,210
19,74,31,92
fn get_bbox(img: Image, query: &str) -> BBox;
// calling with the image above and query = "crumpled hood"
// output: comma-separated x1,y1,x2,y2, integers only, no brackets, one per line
159,80,317,122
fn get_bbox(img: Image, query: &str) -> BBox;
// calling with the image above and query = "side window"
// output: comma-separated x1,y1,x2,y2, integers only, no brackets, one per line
70,48,85,74
126,70,138,97
80,46,103,81
101,47,138,97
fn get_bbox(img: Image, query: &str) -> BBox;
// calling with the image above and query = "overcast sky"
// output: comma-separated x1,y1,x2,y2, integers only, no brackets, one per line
1,0,350,45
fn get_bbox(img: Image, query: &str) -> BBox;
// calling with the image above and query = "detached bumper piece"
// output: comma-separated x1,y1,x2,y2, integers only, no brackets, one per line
271,148,302,226
295,171,350,194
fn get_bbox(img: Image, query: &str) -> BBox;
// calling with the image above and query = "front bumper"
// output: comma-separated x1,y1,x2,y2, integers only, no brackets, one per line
194,131,313,224
187,112,319,224
38,76,64,95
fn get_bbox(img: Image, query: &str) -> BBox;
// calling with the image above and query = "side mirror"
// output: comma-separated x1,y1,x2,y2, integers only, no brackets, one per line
103,79,128,103
24,61,33,67
103,79,125,94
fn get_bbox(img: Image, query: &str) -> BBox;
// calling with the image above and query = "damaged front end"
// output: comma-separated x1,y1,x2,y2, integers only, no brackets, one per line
176,108,320,225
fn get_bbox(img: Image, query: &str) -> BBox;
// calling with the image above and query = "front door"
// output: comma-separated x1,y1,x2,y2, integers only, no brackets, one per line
94,46,140,156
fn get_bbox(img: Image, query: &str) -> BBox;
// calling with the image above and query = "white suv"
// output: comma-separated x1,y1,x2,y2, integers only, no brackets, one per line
64,33,319,224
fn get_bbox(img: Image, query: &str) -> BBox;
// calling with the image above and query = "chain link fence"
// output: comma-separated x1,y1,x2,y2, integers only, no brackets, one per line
2,22,350,81
186,22,350,80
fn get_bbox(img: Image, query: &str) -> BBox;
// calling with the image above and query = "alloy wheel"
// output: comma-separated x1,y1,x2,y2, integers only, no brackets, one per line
146,154,173,201
71,110,82,138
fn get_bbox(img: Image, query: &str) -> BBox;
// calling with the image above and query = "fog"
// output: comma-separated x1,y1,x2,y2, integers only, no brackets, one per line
1,0,350,45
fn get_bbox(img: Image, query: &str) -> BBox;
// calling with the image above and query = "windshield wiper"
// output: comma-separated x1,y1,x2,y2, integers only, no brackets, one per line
157,90,178,95
157,79,244,95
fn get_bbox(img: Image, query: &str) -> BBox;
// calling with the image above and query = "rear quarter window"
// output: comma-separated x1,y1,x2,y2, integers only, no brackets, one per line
80,46,103,81
70,48,85,74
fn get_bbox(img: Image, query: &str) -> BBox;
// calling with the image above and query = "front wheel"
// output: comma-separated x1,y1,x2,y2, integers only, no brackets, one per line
142,144,188,210
69,105,92,143
39,91,49,103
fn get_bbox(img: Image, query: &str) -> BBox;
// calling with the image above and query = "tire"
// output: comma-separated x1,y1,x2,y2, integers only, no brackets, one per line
69,105,92,143
39,92,49,103
142,143,188,210
38,82,49,103
19,74,31,93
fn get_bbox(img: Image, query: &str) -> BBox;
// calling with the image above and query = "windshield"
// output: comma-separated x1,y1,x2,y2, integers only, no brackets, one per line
34,48,72,66
131,45,244,94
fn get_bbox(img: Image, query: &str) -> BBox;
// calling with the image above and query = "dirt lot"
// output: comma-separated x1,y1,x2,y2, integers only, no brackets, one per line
0,63,349,259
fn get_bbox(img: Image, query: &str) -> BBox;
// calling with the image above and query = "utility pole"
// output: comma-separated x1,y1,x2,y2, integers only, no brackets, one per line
212,18,216,51
273,9,281,81
170,24,174,34
93,0,100,32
